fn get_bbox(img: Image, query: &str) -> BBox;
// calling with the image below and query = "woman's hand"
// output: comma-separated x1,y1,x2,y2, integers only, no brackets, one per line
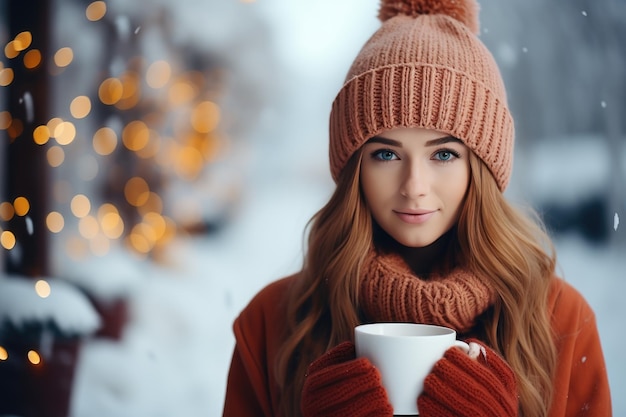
417,339,518,416
301,341,394,417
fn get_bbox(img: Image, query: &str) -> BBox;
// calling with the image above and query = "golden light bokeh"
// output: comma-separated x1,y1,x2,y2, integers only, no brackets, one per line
0,111,11,130
98,77,123,105
122,120,149,151
86,1,107,21
71,194,91,218
191,101,220,133
101,211,124,239
0,346,7,361
23,49,42,69
124,177,150,207
168,79,197,105
54,47,74,68
4,41,19,59
13,197,30,216
137,192,163,216
46,211,65,233
27,350,41,365
33,125,51,145
143,212,167,240
47,117,64,133
115,72,141,110
35,279,51,298
128,231,151,254
70,95,92,119
78,215,99,239
135,130,160,159
175,145,204,180
47,145,65,167
92,127,118,155
0,231,16,250
146,60,171,89
53,121,76,145
7,118,23,140
13,31,33,51
0,68,14,87
0,202,14,221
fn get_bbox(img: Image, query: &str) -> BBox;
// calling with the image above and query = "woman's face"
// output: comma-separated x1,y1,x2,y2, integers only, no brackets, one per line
360,127,470,248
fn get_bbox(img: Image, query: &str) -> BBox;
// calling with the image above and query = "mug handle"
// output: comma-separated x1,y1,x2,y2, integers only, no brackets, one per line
454,340,486,360
453,340,470,353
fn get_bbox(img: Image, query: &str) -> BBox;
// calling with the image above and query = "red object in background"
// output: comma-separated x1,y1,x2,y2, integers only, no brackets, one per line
88,296,129,340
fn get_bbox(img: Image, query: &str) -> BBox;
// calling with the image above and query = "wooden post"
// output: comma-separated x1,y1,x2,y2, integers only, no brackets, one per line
2,0,50,276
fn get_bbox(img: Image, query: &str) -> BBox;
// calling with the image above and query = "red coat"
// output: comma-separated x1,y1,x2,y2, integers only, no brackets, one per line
222,275,612,416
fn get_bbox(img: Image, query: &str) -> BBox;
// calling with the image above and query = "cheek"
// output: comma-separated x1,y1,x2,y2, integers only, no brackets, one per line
360,170,393,207
442,170,470,205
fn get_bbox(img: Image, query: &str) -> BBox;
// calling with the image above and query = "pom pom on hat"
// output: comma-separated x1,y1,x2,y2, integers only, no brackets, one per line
378,0,480,35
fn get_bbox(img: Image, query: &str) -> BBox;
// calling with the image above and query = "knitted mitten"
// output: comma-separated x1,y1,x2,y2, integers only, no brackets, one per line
301,341,394,417
417,339,518,416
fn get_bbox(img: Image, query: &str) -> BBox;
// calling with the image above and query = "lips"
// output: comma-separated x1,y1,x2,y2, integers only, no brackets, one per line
393,209,436,224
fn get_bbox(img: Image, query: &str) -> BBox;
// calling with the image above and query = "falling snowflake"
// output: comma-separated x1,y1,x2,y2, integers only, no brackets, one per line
615,213,620,231
581,11,588,17
601,100,607,108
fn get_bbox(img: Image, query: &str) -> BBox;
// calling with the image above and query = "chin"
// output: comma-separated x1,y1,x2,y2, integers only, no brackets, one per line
392,234,438,248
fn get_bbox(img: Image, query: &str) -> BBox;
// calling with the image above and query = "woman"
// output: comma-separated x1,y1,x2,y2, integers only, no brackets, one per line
222,0,612,416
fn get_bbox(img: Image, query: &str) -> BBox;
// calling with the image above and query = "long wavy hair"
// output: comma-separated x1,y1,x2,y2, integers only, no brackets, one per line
275,148,557,417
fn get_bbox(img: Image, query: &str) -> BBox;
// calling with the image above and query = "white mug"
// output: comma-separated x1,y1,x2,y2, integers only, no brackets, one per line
354,322,469,416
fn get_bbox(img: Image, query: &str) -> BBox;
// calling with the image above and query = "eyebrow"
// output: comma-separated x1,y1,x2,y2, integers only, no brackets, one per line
366,135,463,147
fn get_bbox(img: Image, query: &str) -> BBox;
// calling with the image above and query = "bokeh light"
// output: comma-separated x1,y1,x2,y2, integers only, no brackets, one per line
27,350,41,365
146,60,171,89
13,197,30,216
122,121,149,151
13,31,32,51
78,215,99,239
71,194,91,218
70,96,92,119
46,211,65,233
92,127,118,155
23,49,42,69
53,121,76,145
4,41,19,59
0,231,16,250
0,111,12,130
0,68,14,87
35,280,51,298
86,1,107,21
54,47,74,68
98,77,123,105
124,177,150,207
0,202,14,221
191,101,220,133
33,125,51,145
47,145,65,167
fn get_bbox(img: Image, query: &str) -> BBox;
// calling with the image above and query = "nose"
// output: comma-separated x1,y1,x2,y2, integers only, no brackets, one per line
400,161,430,198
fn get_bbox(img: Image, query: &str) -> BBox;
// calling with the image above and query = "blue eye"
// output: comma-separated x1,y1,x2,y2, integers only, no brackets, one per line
372,149,398,161
434,149,459,162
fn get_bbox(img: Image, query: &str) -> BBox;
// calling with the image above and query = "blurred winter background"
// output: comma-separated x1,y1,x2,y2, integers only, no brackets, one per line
0,0,624,416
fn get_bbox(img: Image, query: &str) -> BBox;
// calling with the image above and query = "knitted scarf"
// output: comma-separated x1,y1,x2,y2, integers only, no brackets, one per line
359,250,496,333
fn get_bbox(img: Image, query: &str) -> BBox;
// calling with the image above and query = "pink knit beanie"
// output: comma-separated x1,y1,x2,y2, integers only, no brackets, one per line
329,0,514,191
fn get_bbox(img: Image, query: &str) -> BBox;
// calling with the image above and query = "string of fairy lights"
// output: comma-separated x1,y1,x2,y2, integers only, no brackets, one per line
1,0,231,263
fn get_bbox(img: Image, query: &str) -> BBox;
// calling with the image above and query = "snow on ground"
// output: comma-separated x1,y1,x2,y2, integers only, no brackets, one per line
68,171,625,417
